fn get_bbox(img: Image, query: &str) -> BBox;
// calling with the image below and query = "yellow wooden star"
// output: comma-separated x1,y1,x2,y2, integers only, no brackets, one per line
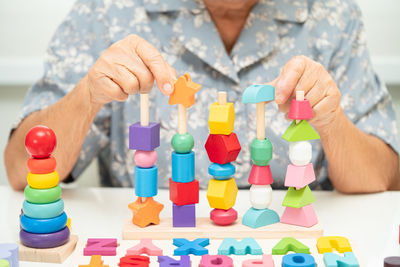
168,73,202,108
128,197,164,228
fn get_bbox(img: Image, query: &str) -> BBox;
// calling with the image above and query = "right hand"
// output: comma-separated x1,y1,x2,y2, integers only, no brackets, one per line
86,34,177,105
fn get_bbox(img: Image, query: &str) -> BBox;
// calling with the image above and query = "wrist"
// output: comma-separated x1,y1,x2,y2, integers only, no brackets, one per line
79,75,103,117
316,107,345,140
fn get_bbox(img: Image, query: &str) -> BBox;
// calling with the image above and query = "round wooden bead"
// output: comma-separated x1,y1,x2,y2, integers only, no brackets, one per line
134,150,157,168
25,126,57,158
27,156,56,174
20,212,67,234
250,138,272,166
208,163,235,180
27,171,59,189
22,199,64,219
24,185,61,204
20,227,70,248
210,208,238,226
289,141,312,166
135,166,158,197
171,133,194,154
250,185,272,209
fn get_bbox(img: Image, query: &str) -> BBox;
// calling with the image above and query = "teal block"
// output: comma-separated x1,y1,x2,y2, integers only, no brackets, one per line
324,252,359,267
242,208,279,229
242,85,275,104
208,163,235,180
218,238,262,255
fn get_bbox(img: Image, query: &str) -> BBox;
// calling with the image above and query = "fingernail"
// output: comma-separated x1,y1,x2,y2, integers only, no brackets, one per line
163,83,173,94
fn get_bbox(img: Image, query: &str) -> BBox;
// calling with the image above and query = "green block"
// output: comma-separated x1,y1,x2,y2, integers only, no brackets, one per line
282,186,315,208
272,237,310,255
171,133,194,154
250,138,272,166
282,120,320,142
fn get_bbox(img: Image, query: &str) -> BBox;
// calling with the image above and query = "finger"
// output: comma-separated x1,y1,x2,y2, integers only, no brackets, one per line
101,76,129,102
113,64,140,95
125,54,155,94
293,62,321,99
129,35,174,95
309,94,340,126
275,56,308,104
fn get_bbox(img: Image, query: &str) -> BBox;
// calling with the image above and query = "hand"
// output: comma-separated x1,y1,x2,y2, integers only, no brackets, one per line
87,34,177,105
273,56,342,133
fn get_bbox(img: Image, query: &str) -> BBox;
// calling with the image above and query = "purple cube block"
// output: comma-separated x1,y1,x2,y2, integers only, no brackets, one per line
173,204,196,227
129,122,160,151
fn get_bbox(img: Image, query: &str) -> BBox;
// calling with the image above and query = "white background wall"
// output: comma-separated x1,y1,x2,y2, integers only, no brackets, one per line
0,0,399,186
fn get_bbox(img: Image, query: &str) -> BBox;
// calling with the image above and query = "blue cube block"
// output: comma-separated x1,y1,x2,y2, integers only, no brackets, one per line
129,122,160,151
172,151,195,183
135,166,158,197
208,163,235,180
173,204,196,227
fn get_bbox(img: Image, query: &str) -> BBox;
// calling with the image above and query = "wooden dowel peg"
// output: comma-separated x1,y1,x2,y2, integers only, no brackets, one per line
296,91,304,124
178,104,187,134
256,102,266,140
140,93,149,127
218,91,227,105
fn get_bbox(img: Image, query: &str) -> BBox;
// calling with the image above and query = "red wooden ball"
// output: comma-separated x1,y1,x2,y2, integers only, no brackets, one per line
25,126,57,158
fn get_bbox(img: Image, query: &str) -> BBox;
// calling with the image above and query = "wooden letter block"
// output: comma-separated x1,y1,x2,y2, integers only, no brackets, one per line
158,255,191,267
126,238,162,256
323,252,359,267
316,236,352,254
280,204,318,228
169,178,199,206
78,255,109,267
208,102,235,135
119,255,149,267
173,238,209,256
205,134,241,164
200,255,233,267
0,243,18,267
272,237,310,255
242,254,274,267
218,238,262,255
83,238,118,256
282,253,316,267
128,197,164,228
206,178,238,210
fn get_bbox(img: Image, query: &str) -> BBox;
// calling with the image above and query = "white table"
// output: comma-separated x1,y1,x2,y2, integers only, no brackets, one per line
0,185,399,266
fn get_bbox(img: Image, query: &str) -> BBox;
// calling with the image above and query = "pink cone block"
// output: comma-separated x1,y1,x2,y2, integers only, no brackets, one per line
200,255,233,267
248,165,273,185
288,99,314,120
280,204,318,228
242,254,275,267
284,163,315,189
126,238,163,256
83,238,118,256
134,150,157,168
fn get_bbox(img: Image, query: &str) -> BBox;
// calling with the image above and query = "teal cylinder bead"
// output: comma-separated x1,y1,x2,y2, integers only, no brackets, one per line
22,199,64,219
250,138,273,166
171,133,194,154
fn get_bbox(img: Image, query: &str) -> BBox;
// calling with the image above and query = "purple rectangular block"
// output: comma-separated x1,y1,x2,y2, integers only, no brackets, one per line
173,204,196,227
129,122,160,151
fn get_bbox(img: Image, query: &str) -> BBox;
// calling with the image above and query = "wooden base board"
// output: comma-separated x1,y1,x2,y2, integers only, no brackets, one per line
19,234,78,263
122,218,323,240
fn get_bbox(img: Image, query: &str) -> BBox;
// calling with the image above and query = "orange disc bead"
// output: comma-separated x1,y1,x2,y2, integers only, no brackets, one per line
27,156,57,174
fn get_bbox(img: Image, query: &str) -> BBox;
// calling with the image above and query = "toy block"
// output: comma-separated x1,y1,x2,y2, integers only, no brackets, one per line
78,255,109,267
27,156,56,174
119,255,149,267
208,163,235,180
134,166,158,197
169,73,202,108
0,243,18,267
316,236,352,254
282,186,315,209
171,151,195,183
208,102,235,135
22,199,64,219
282,253,316,267
288,99,314,120
248,165,273,185
218,238,262,255
206,178,238,210
242,254,275,267
242,208,279,228
19,234,78,263
134,150,157,168
323,252,359,267
384,256,400,267
25,125,56,159
128,197,164,228
19,227,70,249
158,255,191,267
27,171,59,189
282,120,320,142
250,185,272,209
24,185,61,204
173,204,196,227
126,238,162,256
250,138,272,166
0,260,8,267
169,178,199,206
173,238,209,256
171,133,194,154
242,85,275,103
280,204,318,228
289,141,312,166
83,238,118,256
271,237,310,255
129,122,160,151
210,208,238,226
20,212,67,234
200,255,233,267
285,163,315,189
205,133,241,164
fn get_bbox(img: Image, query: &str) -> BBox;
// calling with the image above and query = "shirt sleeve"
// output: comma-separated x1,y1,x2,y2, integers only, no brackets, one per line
12,0,112,181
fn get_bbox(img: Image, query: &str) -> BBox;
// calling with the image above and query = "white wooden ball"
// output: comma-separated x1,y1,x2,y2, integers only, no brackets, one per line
250,185,272,210
289,141,312,166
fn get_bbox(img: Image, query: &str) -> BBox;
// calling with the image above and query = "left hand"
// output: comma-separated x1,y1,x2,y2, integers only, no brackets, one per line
272,56,342,133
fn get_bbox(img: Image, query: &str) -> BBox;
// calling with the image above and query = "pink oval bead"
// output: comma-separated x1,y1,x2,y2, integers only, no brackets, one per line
210,208,238,226
134,150,157,168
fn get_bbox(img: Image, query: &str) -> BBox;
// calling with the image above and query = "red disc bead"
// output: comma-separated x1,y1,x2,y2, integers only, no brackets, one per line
27,156,57,174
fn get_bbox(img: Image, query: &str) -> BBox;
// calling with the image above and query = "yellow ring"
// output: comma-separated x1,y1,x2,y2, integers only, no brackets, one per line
27,171,59,189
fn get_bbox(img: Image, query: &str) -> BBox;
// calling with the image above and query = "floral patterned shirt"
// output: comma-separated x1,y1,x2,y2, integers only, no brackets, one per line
16,0,399,189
